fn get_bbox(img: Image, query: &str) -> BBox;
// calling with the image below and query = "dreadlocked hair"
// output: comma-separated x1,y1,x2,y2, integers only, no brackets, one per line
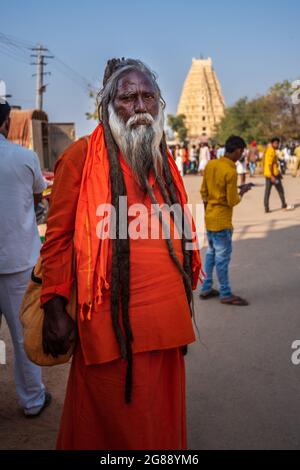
160,136,194,305
99,59,137,404
159,136,199,350
145,139,198,337
98,58,196,402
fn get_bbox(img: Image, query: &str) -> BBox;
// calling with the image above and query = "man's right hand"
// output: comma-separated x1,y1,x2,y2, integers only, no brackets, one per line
239,186,251,197
271,176,276,184
42,296,77,358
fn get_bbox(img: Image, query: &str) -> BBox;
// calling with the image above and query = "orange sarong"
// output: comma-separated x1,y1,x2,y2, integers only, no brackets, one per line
57,345,187,450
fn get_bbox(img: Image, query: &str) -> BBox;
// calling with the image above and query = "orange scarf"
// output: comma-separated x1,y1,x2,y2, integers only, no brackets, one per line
74,124,202,321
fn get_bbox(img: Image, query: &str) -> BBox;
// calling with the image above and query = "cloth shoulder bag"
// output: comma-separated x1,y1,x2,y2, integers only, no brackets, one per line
20,256,77,366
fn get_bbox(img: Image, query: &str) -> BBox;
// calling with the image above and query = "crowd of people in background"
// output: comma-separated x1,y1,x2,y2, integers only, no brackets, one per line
197,134,296,309
171,140,300,182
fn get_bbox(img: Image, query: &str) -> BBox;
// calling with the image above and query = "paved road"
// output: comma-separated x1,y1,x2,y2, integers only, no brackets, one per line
186,173,300,450
0,173,299,450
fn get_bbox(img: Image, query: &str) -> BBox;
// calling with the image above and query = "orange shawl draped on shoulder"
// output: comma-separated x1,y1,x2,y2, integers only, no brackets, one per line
74,124,202,321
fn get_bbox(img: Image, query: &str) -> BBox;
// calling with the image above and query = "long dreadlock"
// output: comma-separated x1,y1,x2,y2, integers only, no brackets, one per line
98,58,196,403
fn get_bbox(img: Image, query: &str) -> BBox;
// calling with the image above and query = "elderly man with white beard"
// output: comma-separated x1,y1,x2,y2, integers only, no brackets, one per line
41,58,202,450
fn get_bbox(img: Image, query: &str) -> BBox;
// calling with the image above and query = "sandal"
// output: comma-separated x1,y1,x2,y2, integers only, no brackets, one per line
200,289,220,300
283,205,295,211
221,295,249,306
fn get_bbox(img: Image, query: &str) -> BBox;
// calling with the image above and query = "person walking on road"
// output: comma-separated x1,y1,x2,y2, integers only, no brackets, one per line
264,137,293,213
200,135,251,306
291,143,300,177
0,100,51,417
248,141,259,177
198,143,210,175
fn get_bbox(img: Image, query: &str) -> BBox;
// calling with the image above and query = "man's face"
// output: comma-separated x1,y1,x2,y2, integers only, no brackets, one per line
232,148,244,162
113,70,160,126
272,140,280,150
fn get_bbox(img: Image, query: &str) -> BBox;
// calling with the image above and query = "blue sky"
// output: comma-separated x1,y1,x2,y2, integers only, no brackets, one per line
1,0,299,137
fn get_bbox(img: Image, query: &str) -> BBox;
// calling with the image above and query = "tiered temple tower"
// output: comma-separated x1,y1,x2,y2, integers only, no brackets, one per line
177,58,225,140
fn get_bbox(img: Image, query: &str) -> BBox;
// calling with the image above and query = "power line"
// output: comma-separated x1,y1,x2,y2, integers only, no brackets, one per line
0,31,95,92
0,33,32,63
51,58,97,93
12,98,35,103
0,31,97,104
0,31,35,49
0,44,30,65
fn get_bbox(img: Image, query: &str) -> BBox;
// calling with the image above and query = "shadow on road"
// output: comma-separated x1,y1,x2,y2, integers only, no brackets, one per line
188,224,300,450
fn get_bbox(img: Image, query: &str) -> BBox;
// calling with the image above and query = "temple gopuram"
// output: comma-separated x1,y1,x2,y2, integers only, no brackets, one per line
177,58,225,140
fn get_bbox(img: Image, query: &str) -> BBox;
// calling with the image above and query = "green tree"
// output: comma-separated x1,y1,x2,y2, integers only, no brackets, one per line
215,80,300,144
167,114,188,143
86,90,98,121
263,80,300,141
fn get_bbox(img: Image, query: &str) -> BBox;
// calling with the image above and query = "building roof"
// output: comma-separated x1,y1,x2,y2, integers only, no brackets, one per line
8,108,48,147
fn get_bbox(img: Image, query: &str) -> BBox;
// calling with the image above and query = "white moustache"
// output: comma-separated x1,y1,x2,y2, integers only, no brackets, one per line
126,113,154,128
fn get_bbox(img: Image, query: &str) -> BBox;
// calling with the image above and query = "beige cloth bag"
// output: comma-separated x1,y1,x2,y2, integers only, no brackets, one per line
20,256,77,366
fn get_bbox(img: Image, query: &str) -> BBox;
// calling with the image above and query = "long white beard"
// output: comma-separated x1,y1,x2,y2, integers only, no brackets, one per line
108,103,165,190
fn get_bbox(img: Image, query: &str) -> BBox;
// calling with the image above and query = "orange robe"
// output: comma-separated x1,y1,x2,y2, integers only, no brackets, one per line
57,346,187,450
41,135,198,450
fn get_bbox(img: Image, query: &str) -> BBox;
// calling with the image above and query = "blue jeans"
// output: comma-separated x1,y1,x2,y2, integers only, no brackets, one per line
249,162,256,176
201,229,233,299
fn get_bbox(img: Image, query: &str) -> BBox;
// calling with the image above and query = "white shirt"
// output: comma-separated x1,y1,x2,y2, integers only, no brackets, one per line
200,146,210,163
0,134,47,274
217,147,225,159
190,149,197,162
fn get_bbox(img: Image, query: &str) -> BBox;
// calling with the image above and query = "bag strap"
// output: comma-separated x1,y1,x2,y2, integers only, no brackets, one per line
31,267,42,285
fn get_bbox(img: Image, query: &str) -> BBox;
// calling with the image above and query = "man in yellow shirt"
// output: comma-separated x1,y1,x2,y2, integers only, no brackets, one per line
200,136,251,307
291,144,300,177
264,137,287,213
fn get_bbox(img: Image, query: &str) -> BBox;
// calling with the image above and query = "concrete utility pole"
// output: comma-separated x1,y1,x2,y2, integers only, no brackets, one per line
31,45,53,110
